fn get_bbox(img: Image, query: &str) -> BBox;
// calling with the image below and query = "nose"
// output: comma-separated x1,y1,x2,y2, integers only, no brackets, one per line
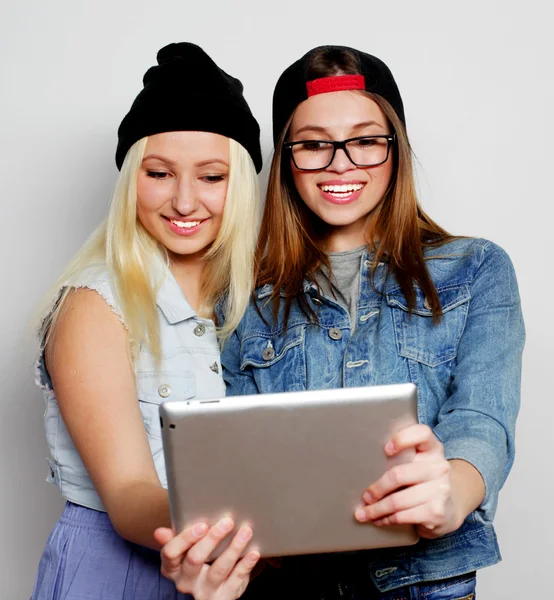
327,147,356,174
172,177,199,215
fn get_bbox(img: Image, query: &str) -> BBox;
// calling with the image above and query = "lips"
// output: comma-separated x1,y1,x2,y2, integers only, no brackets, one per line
169,218,202,229
163,216,208,236
317,180,366,204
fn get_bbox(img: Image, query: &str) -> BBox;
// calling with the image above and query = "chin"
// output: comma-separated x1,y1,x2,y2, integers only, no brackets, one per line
169,245,206,257
318,214,366,228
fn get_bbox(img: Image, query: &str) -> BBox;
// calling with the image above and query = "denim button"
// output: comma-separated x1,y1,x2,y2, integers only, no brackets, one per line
194,324,206,337
329,327,342,340
365,259,385,268
158,384,171,398
374,567,398,578
423,297,432,310
262,347,275,361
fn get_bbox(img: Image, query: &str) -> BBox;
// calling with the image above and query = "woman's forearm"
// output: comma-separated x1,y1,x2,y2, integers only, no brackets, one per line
107,482,171,549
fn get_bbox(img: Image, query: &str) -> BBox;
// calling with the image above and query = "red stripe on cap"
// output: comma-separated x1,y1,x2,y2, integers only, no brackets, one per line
306,75,366,97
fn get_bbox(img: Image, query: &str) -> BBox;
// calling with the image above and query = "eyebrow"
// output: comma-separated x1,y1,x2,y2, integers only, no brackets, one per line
294,120,385,136
142,154,229,168
195,159,229,168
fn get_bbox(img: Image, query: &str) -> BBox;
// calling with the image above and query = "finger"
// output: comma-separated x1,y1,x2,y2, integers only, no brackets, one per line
223,551,261,596
182,518,235,574
154,527,175,547
355,480,448,522
416,523,445,539
364,458,451,503
385,424,442,457
371,502,446,532
161,522,209,572
205,525,253,587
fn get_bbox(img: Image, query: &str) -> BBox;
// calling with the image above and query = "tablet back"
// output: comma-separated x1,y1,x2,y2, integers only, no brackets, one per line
160,383,419,558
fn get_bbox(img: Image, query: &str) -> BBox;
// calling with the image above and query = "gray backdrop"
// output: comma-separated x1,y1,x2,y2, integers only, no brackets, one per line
1,1,552,597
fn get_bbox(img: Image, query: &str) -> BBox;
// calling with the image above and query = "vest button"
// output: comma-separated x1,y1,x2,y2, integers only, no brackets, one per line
158,384,171,398
194,324,206,337
329,327,343,340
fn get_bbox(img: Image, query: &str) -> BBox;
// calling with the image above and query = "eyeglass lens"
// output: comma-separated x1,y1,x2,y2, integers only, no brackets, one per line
291,137,390,170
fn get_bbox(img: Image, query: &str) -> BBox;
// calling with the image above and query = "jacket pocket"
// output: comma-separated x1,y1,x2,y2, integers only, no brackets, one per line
136,371,196,438
386,284,471,368
240,325,306,391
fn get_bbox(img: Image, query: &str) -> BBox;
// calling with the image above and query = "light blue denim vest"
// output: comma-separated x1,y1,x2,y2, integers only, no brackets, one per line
218,238,525,591
36,263,225,512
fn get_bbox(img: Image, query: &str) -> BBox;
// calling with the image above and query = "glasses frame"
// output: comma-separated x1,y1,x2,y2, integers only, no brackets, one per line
284,133,396,172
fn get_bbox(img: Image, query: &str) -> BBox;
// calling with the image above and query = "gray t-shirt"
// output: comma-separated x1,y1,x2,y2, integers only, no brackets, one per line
314,245,366,328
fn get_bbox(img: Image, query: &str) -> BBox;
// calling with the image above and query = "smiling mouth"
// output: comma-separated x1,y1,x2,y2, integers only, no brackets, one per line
167,218,205,229
318,183,365,198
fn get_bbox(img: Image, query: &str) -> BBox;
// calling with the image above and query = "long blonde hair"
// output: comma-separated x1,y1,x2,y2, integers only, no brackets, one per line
39,136,259,361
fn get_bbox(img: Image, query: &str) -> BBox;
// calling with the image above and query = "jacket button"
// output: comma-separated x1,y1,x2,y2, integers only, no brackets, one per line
158,384,171,398
210,362,219,374
329,327,342,340
194,324,206,337
262,347,275,361
423,297,432,310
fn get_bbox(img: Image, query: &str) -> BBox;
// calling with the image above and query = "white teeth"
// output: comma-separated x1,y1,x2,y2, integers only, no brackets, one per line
171,220,201,228
320,183,364,193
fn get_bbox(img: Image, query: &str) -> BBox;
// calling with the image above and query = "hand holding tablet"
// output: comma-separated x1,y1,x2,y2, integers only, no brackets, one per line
154,518,260,598
160,383,420,561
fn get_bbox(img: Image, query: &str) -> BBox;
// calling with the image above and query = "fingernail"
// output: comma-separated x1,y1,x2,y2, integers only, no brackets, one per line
355,508,368,522
238,527,252,542
385,441,395,455
192,523,208,537
363,491,373,504
218,517,234,533
247,551,260,564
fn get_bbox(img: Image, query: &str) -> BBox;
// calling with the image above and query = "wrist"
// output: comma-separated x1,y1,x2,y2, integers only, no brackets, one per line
448,459,485,523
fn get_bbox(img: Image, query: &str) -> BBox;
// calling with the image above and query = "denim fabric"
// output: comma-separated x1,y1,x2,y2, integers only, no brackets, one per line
218,238,524,592
36,263,225,512
350,571,476,599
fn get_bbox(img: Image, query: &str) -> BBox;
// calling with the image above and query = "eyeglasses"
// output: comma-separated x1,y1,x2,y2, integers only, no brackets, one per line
284,134,396,171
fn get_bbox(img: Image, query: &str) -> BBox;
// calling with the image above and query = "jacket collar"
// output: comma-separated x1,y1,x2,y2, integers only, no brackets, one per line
256,281,319,300
156,266,197,324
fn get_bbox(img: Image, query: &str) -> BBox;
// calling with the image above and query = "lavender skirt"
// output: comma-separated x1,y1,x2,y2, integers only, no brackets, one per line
31,502,193,600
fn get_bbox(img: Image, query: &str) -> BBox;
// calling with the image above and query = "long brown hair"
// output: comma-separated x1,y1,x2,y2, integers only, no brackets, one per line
256,47,453,325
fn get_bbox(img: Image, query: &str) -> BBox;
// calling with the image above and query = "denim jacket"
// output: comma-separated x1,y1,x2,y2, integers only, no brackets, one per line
36,263,225,512
219,238,524,592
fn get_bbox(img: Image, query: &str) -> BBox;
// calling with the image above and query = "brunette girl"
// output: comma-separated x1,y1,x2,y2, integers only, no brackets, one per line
161,45,524,600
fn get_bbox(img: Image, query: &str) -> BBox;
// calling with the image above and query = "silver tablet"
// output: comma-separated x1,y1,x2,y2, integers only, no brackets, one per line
160,383,419,559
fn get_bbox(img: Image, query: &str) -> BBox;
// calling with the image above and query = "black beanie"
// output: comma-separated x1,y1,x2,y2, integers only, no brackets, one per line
272,45,405,145
116,42,263,172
